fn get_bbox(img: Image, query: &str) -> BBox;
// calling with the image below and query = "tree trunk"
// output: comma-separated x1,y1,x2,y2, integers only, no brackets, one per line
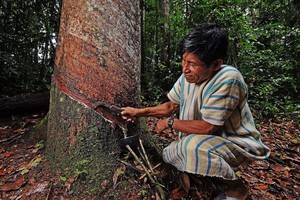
161,0,170,68
46,0,141,195
0,93,50,117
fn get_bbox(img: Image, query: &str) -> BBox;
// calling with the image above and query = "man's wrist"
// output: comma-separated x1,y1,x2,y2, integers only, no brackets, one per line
167,117,175,128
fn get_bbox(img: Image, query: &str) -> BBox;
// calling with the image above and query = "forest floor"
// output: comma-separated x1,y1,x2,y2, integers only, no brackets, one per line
0,111,299,200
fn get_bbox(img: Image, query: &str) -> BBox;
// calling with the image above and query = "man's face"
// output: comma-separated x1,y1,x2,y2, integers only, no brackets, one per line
182,52,220,84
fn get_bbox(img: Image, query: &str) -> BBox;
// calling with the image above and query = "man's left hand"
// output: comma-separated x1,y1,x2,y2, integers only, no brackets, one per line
156,118,169,133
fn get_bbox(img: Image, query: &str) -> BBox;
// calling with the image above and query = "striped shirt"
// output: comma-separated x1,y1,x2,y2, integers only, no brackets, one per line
167,65,270,159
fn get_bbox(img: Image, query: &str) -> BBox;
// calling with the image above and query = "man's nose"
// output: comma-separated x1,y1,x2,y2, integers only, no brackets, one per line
182,63,190,72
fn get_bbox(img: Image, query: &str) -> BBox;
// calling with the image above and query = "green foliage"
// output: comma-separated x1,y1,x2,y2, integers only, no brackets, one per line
60,176,67,182
142,0,300,119
142,0,186,103
35,140,45,150
0,0,61,96
140,189,148,197
2,0,299,119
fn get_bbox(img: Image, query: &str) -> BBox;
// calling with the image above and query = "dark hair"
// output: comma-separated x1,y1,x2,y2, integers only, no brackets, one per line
179,23,228,66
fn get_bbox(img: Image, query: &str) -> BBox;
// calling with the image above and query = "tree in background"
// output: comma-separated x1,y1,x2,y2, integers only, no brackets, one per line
142,0,300,119
46,0,141,195
0,0,61,96
1,0,299,119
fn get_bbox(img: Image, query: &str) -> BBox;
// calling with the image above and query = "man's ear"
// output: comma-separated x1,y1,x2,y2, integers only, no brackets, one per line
212,59,223,71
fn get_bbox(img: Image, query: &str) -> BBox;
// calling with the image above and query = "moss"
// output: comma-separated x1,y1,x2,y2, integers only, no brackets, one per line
138,118,166,158
25,112,49,144
46,83,123,196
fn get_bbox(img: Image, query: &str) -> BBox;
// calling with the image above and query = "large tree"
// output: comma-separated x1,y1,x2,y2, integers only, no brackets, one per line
46,0,141,194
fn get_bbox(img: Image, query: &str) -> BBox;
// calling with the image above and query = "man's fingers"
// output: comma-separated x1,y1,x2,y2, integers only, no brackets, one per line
120,107,137,122
121,116,136,122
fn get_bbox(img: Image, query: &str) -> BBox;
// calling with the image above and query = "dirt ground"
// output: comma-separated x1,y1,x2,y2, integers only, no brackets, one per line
0,112,299,199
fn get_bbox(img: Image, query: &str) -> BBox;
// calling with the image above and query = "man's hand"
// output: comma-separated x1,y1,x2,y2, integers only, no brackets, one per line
121,107,138,122
155,118,169,133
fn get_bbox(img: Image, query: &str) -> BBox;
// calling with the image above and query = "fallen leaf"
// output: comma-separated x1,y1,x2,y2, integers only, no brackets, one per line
25,181,49,196
113,164,126,189
239,172,259,183
28,156,42,168
264,177,275,185
67,176,78,184
284,133,294,139
101,179,110,190
20,156,43,175
282,155,300,164
179,172,190,193
257,170,267,177
6,167,14,174
64,175,79,190
270,164,290,172
0,126,9,132
282,170,290,177
196,191,205,200
171,187,188,199
251,160,270,170
1,151,14,157
0,167,14,176
0,176,26,191
235,171,242,177
0,168,5,176
136,164,143,171
277,179,291,188
21,168,29,175
253,184,268,190
12,128,26,133
291,138,300,145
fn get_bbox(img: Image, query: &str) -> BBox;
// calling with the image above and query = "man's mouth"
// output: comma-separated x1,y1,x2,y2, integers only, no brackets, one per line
184,74,192,79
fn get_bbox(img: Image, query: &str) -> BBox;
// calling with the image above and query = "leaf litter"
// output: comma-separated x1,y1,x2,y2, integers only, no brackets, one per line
0,113,299,199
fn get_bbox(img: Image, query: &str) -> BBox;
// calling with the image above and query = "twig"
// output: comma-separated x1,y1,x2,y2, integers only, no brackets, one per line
139,163,162,180
126,145,165,200
139,171,159,180
139,139,154,173
0,132,24,144
117,159,144,173
137,147,148,167
126,145,152,179
46,182,52,200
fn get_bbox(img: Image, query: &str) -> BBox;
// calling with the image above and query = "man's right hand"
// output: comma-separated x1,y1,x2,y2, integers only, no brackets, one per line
121,107,138,122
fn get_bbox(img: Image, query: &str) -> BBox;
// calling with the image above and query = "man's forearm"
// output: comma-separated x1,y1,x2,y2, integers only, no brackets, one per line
172,119,220,135
137,101,179,117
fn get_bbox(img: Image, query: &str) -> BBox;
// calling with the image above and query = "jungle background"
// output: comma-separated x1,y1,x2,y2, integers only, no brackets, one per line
0,0,300,199
1,0,299,119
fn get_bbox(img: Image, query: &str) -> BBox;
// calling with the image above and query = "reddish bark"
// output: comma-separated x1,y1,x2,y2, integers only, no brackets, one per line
46,0,141,195
53,0,141,123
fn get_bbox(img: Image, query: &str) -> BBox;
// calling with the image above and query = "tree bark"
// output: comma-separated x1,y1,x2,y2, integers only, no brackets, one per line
161,0,170,68
46,0,141,195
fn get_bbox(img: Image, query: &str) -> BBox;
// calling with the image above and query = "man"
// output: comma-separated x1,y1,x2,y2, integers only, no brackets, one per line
121,23,270,199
